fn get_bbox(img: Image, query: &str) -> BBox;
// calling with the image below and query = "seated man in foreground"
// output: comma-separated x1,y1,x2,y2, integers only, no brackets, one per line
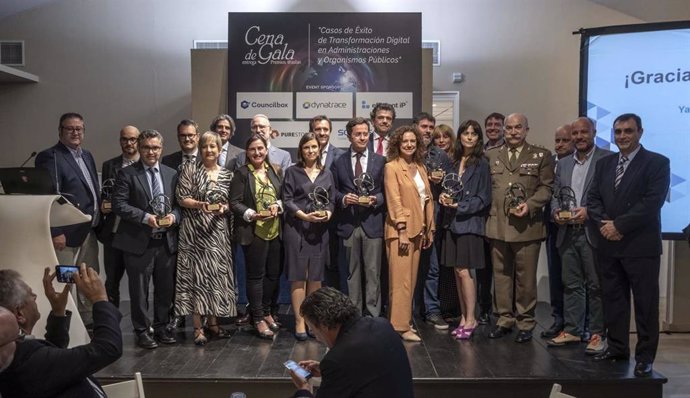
290,287,413,398
0,265,122,397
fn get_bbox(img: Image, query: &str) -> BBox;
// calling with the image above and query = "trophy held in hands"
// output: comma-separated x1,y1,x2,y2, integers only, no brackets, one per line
441,173,464,205
149,194,173,227
354,173,375,205
308,186,330,218
504,182,527,216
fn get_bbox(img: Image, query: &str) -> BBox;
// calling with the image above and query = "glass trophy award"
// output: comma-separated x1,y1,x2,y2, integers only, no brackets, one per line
426,151,445,180
504,182,527,216
204,182,224,212
441,173,464,205
101,178,115,210
257,183,276,217
149,194,173,227
556,186,577,220
354,172,375,205
308,186,330,218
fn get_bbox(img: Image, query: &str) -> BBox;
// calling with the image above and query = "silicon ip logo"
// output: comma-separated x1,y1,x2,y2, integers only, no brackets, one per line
240,100,250,109
361,100,371,109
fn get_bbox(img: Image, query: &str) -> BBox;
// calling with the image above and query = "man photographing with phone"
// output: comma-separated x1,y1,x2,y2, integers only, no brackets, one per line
0,264,122,397
289,287,413,398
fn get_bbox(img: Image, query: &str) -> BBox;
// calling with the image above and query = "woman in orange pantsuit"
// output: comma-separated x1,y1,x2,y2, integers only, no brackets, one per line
384,125,435,342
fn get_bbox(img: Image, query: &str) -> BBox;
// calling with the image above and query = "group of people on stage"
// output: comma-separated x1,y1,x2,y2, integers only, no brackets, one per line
19,104,668,379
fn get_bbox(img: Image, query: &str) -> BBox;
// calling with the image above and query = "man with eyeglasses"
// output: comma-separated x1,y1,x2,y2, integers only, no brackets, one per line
112,129,181,349
162,119,201,171
249,114,293,172
97,125,140,311
0,266,122,397
35,112,101,328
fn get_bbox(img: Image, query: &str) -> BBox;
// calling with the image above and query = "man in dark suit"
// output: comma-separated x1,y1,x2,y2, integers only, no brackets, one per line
587,113,670,377
161,119,201,170
112,129,181,349
330,117,386,317
210,114,244,172
311,115,345,290
485,113,554,343
548,117,610,355
35,112,101,326
367,103,395,156
98,125,140,309
0,266,122,397
290,287,413,398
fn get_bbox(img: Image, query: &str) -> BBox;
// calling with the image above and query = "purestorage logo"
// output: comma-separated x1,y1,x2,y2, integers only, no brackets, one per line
236,92,293,119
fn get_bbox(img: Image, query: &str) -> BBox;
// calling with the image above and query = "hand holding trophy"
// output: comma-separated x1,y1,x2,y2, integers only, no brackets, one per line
149,194,173,227
504,182,527,216
555,186,577,221
257,183,277,218
426,151,445,181
440,173,464,206
354,173,375,205
101,178,116,211
204,182,225,212
308,186,330,219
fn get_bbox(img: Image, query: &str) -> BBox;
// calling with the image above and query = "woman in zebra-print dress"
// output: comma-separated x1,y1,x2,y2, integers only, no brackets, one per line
175,131,236,345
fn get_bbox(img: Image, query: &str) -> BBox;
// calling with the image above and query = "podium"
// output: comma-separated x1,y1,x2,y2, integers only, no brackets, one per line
0,194,92,345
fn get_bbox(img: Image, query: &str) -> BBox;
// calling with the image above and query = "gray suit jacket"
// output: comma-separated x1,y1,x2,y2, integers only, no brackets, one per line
551,146,612,248
234,143,292,174
224,143,244,172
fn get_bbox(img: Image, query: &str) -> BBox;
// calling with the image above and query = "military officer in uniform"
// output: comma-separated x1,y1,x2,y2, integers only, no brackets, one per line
485,113,554,343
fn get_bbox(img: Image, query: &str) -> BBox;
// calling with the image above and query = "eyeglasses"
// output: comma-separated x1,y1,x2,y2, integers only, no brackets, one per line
140,146,162,152
120,137,138,143
178,134,197,141
61,127,85,134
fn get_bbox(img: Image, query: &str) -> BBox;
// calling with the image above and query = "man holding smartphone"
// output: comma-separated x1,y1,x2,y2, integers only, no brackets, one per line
289,287,413,398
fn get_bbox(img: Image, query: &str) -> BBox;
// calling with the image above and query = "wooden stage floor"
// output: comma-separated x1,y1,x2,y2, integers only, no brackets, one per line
96,302,667,398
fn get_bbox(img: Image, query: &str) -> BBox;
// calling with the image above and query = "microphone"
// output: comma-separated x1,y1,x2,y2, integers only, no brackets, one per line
19,151,37,167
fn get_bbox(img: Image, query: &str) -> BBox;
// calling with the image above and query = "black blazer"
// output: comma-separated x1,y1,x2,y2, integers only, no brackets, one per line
161,150,202,171
35,142,100,247
111,161,181,255
329,149,386,239
295,316,413,398
441,157,491,236
323,144,345,171
587,146,670,257
229,162,283,246
0,302,122,398
96,155,129,244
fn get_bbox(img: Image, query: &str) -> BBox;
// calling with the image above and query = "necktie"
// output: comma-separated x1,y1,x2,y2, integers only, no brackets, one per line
509,148,518,168
148,167,162,198
376,136,384,155
218,148,227,166
614,156,629,190
355,152,363,178
184,154,194,164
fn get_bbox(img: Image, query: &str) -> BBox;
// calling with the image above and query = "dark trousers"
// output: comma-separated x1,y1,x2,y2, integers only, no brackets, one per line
546,221,564,326
242,237,281,321
414,238,441,318
123,239,176,332
325,226,342,291
475,238,493,316
598,254,660,363
103,243,126,309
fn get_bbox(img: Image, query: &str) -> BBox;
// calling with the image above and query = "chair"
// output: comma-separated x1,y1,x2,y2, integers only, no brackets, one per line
549,383,576,398
102,372,145,398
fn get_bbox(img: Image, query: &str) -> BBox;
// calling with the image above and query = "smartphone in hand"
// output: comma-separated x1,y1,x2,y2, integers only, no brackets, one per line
55,265,79,283
284,360,312,381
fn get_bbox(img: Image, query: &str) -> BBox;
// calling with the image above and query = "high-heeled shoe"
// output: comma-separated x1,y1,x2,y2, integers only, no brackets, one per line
451,325,464,337
457,323,476,340
263,316,280,332
400,330,422,342
193,328,207,346
254,320,275,340
207,324,231,339
294,331,308,341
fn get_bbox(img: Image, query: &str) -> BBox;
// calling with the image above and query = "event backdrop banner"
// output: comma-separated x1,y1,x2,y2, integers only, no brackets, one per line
228,12,422,149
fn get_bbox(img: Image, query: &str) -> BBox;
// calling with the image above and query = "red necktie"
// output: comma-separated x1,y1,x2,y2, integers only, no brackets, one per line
355,152,363,178
376,136,384,155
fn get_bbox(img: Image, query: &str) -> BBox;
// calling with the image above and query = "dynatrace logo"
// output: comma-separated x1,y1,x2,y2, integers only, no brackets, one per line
625,68,690,88
241,100,250,109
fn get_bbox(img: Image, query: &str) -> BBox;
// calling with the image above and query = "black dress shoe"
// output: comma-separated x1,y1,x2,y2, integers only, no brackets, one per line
515,330,533,343
634,362,653,377
488,326,512,339
540,322,563,339
154,329,177,344
593,350,630,362
166,316,185,332
137,332,158,349
478,312,490,325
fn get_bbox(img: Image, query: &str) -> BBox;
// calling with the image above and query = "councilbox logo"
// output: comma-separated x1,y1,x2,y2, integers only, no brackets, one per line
239,99,289,109
302,101,347,110
241,100,250,109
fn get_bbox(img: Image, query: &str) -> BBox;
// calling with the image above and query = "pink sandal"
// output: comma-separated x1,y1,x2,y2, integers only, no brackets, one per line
457,324,476,340
451,325,464,336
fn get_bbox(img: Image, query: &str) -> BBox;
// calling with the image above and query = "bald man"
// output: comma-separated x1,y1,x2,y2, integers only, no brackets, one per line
97,125,140,309
0,306,19,373
485,113,554,343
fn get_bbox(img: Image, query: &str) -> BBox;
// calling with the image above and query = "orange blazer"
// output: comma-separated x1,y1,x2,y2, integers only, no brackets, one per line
384,157,435,240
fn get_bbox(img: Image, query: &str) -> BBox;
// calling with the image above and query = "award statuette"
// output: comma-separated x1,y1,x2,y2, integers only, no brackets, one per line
204,182,224,212
308,186,330,218
441,173,464,205
101,178,115,210
504,182,527,216
354,172,375,205
257,183,276,217
426,151,445,180
149,194,173,227
556,186,577,220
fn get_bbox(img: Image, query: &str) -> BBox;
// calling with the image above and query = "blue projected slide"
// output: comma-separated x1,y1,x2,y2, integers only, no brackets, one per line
584,25,690,235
